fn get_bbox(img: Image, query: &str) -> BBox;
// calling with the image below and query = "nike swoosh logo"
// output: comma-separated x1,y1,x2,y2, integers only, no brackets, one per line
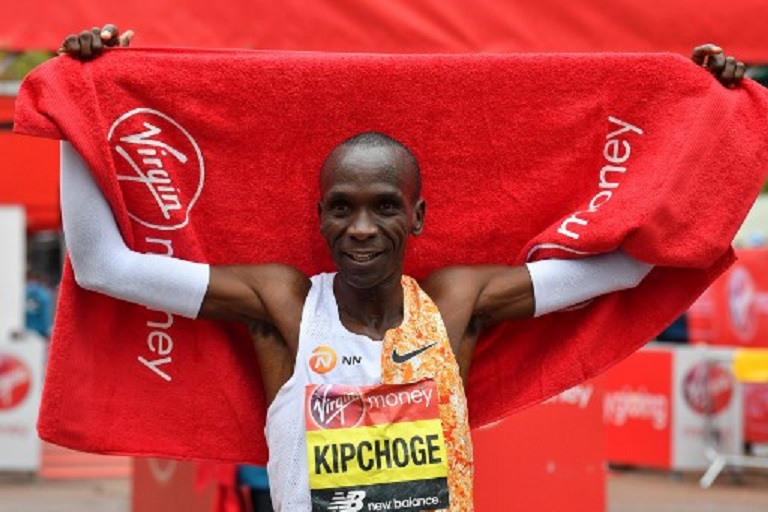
392,342,437,364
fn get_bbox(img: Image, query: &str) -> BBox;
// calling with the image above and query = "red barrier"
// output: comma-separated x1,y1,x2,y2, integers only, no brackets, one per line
744,384,768,444
133,459,215,512
473,381,604,512
603,350,672,468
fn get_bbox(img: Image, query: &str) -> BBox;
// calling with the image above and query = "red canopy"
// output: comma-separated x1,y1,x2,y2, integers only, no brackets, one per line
0,95,59,231
1,0,766,61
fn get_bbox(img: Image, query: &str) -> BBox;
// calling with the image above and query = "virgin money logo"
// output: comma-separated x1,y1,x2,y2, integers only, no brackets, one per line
0,354,32,411
683,363,733,415
309,385,365,430
108,108,205,231
728,266,758,341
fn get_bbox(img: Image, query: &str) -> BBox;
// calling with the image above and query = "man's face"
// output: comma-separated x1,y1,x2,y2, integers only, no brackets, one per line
319,144,424,289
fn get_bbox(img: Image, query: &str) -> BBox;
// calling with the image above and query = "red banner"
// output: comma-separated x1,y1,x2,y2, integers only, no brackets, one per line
602,349,673,469
1,0,766,61
744,384,768,444
688,249,768,348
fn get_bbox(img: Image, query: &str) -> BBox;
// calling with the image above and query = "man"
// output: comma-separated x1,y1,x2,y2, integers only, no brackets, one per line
59,27,744,511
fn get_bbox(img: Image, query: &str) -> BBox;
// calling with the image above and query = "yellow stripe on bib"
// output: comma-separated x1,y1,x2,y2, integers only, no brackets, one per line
307,418,448,489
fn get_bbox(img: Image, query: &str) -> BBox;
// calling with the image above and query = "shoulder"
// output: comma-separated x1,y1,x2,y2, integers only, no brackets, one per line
420,266,484,307
227,263,311,303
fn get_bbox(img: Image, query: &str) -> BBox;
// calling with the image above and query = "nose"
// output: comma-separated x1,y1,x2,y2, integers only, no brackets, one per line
347,209,378,240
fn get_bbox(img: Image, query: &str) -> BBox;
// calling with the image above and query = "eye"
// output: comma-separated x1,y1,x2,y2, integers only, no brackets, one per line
378,201,400,215
329,202,350,216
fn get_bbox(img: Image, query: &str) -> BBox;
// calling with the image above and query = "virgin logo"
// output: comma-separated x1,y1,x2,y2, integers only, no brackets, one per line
683,363,733,415
0,354,32,411
728,266,758,341
309,385,365,430
108,108,205,231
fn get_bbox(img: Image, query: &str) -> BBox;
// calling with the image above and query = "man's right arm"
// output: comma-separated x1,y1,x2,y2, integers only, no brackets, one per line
61,142,309,323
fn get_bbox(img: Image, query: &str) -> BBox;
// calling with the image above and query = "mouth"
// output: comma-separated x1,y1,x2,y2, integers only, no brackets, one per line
343,251,384,264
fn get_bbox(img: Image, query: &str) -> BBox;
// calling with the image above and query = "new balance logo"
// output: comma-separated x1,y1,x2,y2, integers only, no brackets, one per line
328,490,366,511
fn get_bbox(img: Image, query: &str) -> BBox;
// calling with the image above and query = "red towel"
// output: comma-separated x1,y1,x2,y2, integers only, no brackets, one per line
14,49,768,464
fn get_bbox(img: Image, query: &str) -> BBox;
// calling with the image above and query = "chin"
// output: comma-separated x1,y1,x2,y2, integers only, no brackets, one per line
335,263,396,290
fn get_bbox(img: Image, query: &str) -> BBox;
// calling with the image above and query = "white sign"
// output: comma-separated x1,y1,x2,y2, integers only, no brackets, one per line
672,346,743,470
0,206,25,338
0,334,44,471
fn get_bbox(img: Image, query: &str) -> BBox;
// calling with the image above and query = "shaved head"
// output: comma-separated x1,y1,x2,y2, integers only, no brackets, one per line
321,132,422,202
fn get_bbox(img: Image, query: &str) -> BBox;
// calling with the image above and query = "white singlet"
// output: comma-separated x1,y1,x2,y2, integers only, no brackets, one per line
265,273,386,511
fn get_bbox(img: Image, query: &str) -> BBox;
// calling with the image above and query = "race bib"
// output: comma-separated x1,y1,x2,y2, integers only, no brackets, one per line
305,379,450,511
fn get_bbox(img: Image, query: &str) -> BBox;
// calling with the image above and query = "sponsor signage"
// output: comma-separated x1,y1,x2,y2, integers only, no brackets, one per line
305,380,449,512
106,108,206,383
602,349,673,468
672,347,742,470
688,249,768,348
744,383,768,443
603,345,744,471
108,108,205,232
0,336,44,471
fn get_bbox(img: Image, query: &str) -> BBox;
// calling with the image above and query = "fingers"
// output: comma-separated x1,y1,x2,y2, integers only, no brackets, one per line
101,24,120,47
119,30,135,47
735,62,746,84
721,56,737,86
692,43,746,88
101,25,133,47
58,34,80,55
58,24,131,60
691,44,722,65
78,30,94,60
90,27,104,56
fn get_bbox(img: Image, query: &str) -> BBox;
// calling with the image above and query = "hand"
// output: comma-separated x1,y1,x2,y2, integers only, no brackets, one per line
58,24,134,61
691,44,746,88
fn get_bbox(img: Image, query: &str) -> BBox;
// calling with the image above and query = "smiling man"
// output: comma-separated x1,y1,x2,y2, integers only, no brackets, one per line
57,27,746,512
61,130,655,511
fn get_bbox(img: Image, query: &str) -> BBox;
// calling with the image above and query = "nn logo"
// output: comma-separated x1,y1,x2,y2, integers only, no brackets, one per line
342,355,362,365
0,354,32,411
108,108,205,231
309,346,337,374
328,490,366,511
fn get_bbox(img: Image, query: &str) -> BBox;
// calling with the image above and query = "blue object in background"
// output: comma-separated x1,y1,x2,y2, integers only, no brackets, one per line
25,281,52,337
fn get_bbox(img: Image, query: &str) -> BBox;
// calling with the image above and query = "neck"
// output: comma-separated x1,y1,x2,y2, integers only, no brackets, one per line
333,272,404,339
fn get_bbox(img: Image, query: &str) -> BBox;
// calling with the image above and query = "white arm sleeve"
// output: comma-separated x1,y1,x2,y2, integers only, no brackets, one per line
526,250,653,317
60,141,210,318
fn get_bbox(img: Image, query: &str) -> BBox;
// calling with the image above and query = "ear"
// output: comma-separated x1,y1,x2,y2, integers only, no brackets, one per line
411,199,426,236
317,201,328,236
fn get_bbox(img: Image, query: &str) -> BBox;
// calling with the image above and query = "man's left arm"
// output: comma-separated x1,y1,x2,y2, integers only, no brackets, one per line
426,251,653,330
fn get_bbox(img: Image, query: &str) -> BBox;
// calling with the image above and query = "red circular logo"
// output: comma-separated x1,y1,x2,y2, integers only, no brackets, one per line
683,362,733,415
308,385,365,430
728,266,758,341
0,354,32,411
108,108,205,231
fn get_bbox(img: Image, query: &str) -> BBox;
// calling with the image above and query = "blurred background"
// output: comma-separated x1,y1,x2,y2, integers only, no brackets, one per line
1,1,767,511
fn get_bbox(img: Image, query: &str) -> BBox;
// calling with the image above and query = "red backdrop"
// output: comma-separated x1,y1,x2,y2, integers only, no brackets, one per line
1,0,766,61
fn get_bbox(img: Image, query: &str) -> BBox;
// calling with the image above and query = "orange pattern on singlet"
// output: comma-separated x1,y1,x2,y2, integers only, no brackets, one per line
381,276,474,512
